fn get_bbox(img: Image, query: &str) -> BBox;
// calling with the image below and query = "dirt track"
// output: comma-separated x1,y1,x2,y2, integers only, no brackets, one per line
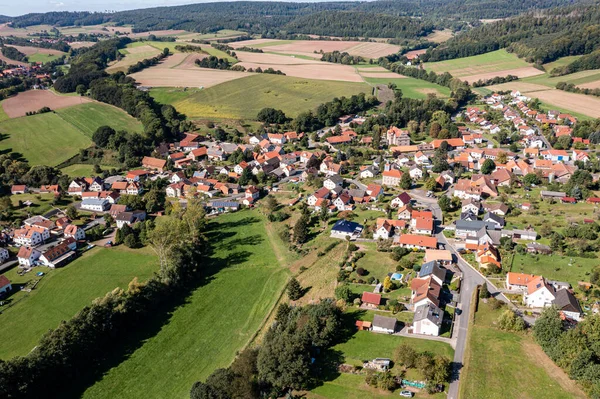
1,90,92,118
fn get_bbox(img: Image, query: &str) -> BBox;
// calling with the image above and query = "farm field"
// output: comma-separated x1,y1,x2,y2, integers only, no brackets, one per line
162,74,370,120
0,53,29,66
526,89,600,118
6,45,66,63
426,29,453,43
365,76,451,99
80,210,290,399
521,69,600,88
55,102,143,136
131,67,248,88
0,247,159,359
176,29,246,42
460,301,585,399
424,49,541,82
1,90,91,118
107,44,162,73
542,55,583,73
230,39,401,59
510,254,598,288
0,112,92,165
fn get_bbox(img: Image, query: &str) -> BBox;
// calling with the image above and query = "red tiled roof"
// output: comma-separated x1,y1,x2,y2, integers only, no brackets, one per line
361,292,382,305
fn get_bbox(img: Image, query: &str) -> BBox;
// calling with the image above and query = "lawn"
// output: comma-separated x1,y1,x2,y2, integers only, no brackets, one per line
80,210,291,399
354,241,398,282
365,76,451,99
8,192,74,219
0,246,159,359
168,74,371,120
60,163,112,177
27,52,63,64
542,55,582,73
511,254,599,287
55,102,143,136
460,301,585,399
424,49,531,78
150,87,204,105
0,112,92,165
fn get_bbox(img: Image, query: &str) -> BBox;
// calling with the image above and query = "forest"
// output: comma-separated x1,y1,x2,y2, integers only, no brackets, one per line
421,3,600,64
551,50,600,76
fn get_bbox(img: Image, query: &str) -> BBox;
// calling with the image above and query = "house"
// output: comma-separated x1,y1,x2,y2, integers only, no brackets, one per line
391,192,412,208
64,224,86,241
413,303,443,336
455,220,497,239
553,289,583,321
142,156,167,172
483,212,505,229
126,182,143,196
116,211,147,228
365,183,384,200
81,198,109,212
0,275,12,296
17,246,41,268
382,169,403,187
359,165,377,179
333,192,355,211
0,248,9,264
323,175,344,190
409,166,423,180
396,204,413,220
483,203,509,216
307,187,330,206
208,201,239,213
386,126,410,146
410,276,441,308
540,191,566,200
418,261,446,285
506,272,539,292
414,151,429,165
397,234,437,250
10,185,27,195
524,276,556,308
188,147,208,161
361,292,382,308
39,240,76,268
245,186,260,200
411,210,434,236
330,220,363,240
374,219,406,240
355,320,372,331
526,242,552,255
13,225,49,247
372,314,397,334
424,249,453,266
125,170,149,182
476,243,501,269
461,198,480,215
40,185,60,195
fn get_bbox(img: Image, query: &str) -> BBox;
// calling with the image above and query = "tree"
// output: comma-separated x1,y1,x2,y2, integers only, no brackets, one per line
66,205,78,220
148,215,184,275
124,233,140,248
92,125,116,148
438,195,451,212
287,277,303,300
264,196,278,213
335,284,353,303
430,356,451,385
293,214,310,244
424,177,437,192
319,203,329,227
76,84,86,96
498,309,526,331
383,275,392,292
480,159,496,174
257,108,288,124
496,151,508,164
190,382,220,399
400,172,412,190
533,306,564,356
394,344,418,368
523,173,541,186
479,284,490,298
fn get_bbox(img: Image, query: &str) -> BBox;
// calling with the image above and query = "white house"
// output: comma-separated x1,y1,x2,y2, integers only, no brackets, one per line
412,303,443,336
17,246,41,268
524,276,555,308
360,166,377,179
39,240,76,268
323,175,344,191
391,192,412,208
330,220,363,240
372,314,397,334
81,198,110,212
409,166,423,180
13,226,47,247
64,224,86,241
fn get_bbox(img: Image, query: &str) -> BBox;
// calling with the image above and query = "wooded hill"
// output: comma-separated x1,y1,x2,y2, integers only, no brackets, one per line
421,3,600,64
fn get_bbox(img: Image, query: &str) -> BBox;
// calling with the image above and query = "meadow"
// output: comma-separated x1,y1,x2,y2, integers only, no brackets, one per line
0,246,159,359
459,301,585,399
510,254,598,287
55,102,143,136
80,210,290,399
365,76,451,99
60,163,113,177
159,74,371,120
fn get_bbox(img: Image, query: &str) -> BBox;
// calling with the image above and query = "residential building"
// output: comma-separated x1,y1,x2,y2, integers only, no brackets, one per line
0,248,9,264
39,240,76,268
64,224,86,241
81,198,110,212
396,234,437,250
17,246,41,268
330,220,363,240
372,314,397,334
418,261,446,286
0,275,12,295
382,169,403,187
361,292,382,308
413,303,443,336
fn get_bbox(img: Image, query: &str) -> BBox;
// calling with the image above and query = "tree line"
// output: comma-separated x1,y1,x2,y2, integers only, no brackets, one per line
320,50,364,65
556,81,600,99
471,74,518,87
126,48,170,74
550,50,600,76
0,46,28,62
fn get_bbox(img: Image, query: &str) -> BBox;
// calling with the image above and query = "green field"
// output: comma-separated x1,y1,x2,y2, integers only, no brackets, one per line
460,301,584,399
425,49,531,78
0,102,9,122
60,163,113,177
81,210,290,399
176,29,246,42
0,247,159,359
159,74,371,120
55,102,143,136
143,41,237,62
365,76,451,99
542,56,583,73
522,69,600,88
0,112,92,165
27,52,63,64
511,254,599,287
149,87,204,105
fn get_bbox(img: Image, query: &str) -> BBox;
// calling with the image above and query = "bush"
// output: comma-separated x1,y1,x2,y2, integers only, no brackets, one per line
287,277,303,301
356,267,365,276
479,284,490,299
348,243,358,252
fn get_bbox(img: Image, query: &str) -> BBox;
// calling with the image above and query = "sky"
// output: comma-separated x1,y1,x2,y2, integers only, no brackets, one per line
2,0,339,18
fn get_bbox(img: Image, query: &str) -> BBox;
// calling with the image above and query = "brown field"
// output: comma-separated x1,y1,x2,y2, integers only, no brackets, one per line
405,49,427,58
426,29,454,43
127,30,187,39
356,66,389,72
461,67,544,83
359,72,407,79
0,54,28,67
485,82,551,93
230,39,400,59
6,45,66,57
527,89,600,118
176,54,207,69
578,80,600,90
69,41,96,49
1,90,92,118
152,53,207,69
130,67,249,88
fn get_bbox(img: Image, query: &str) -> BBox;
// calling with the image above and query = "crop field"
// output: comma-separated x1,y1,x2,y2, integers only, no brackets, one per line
55,102,143,136
176,29,246,42
163,74,370,120
460,302,584,399
365,76,450,99
424,49,541,82
0,23,55,37
0,247,159,360
107,44,162,73
525,89,600,118
58,24,133,35
426,29,454,43
80,211,290,399
1,90,92,118
131,67,248,88
0,112,92,165
230,39,401,59
6,45,66,63
521,69,600,88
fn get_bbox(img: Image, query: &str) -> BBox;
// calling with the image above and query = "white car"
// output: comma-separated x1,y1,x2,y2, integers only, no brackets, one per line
399,391,414,398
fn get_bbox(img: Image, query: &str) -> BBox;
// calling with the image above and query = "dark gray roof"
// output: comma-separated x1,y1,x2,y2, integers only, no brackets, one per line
209,201,239,208
483,212,505,227
419,261,446,282
372,314,397,330
456,220,496,232
326,174,344,184
552,289,582,314
413,303,443,327
348,189,366,198
460,211,478,221
332,220,363,234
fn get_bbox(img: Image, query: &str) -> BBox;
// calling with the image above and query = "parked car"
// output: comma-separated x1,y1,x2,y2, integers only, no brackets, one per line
399,391,414,398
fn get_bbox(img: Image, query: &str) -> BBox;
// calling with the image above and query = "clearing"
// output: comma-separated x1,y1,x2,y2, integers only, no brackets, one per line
1,90,92,118
0,246,159,360
80,211,291,399
365,76,450,99
426,29,453,43
460,301,585,399
160,74,371,120
5,45,66,63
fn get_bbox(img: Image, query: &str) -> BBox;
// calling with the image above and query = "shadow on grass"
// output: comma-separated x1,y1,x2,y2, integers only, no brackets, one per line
58,218,256,398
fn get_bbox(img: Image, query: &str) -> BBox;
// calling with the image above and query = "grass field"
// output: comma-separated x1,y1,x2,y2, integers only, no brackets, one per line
81,210,291,399
460,301,585,399
149,87,204,105
365,76,450,99
0,247,159,359
60,163,113,177
425,50,531,78
55,103,143,136
0,102,8,122
521,69,600,88
0,112,92,165
510,254,599,287
159,74,371,120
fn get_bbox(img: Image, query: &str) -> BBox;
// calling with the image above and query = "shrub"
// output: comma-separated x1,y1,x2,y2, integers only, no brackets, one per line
356,267,365,276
